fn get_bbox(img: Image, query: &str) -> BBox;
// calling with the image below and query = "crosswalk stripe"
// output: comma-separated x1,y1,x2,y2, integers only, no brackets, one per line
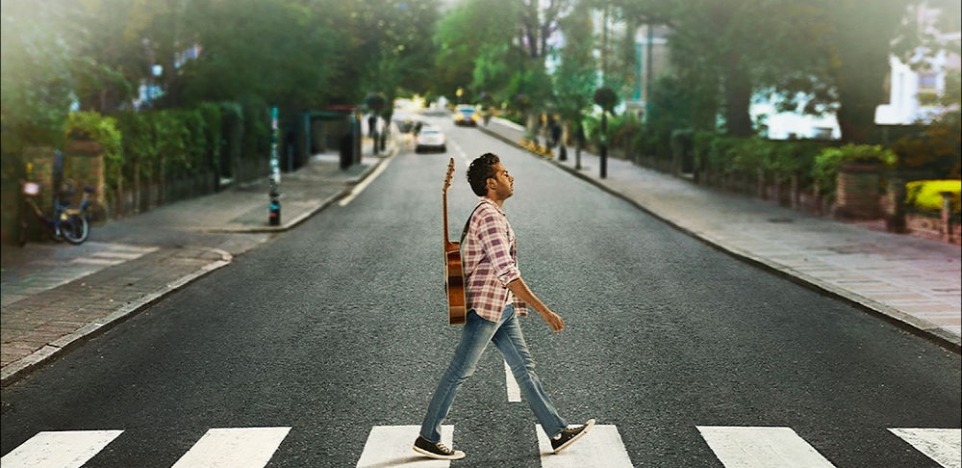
69,258,124,265
356,425,454,467
697,426,836,468
890,428,962,468
0,430,123,468
171,427,290,468
535,424,633,467
504,360,521,402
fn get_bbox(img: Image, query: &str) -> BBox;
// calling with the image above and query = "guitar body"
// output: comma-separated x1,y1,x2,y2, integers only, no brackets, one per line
442,158,467,326
444,247,466,325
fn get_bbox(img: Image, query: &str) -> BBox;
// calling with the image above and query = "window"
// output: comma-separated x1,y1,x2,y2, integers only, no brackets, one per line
918,72,938,92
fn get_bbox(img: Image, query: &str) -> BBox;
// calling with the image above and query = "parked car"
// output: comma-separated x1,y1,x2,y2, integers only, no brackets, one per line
415,126,447,153
453,105,479,126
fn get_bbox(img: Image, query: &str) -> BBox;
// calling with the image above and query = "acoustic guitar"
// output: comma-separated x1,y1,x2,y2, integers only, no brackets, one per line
442,158,467,325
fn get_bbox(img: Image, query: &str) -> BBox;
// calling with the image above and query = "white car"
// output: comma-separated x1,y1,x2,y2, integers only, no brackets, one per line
415,126,447,153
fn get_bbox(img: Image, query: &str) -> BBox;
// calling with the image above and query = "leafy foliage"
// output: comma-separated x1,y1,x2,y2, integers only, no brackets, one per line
65,111,123,191
905,180,961,214
813,144,897,195
553,6,596,125
1,1,78,153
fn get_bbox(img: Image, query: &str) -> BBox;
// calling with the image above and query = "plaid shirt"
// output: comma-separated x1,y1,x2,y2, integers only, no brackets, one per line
462,197,528,322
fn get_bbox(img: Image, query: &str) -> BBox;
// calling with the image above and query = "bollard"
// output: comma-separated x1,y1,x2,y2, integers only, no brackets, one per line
269,181,281,226
268,106,281,226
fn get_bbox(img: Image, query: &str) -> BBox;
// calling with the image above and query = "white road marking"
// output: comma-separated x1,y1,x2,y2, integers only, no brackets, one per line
171,427,290,468
504,360,521,402
69,244,158,265
697,426,836,468
339,157,393,206
69,258,125,265
0,430,124,468
535,424,632,467
356,425,455,468
890,428,962,468
448,140,469,165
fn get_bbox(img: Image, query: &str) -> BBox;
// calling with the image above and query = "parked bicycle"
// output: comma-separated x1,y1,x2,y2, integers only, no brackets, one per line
18,180,94,246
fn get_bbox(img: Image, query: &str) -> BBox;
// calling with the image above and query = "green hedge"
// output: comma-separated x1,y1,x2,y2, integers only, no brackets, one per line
690,133,906,195
812,144,897,195
62,103,246,208
64,111,122,187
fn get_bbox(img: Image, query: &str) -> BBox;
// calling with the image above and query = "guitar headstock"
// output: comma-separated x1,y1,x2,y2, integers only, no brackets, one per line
443,158,455,192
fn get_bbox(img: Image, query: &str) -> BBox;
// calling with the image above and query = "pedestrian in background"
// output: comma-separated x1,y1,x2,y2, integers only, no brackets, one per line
550,117,562,148
413,152,595,461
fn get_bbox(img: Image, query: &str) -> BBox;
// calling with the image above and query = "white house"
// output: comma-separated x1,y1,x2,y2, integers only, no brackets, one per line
876,35,961,125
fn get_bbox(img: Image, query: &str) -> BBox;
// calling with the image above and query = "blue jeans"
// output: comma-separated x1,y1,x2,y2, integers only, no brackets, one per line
419,304,567,442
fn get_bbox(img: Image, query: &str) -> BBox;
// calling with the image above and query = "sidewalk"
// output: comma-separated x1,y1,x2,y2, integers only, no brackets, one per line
479,117,961,351
1,140,395,386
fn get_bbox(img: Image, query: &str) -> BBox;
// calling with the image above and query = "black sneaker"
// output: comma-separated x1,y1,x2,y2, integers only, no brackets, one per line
550,419,596,453
413,436,466,460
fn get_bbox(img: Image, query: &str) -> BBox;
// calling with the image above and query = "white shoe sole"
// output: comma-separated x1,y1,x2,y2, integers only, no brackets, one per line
553,418,596,454
413,445,466,460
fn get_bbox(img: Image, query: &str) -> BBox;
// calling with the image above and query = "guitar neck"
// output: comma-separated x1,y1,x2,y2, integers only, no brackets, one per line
442,158,459,251
443,188,455,250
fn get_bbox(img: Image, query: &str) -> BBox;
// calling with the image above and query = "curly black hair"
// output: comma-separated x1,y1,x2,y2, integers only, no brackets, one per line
466,153,500,196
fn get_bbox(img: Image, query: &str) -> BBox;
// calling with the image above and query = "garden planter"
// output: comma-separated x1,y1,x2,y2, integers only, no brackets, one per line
64,139,107,221
835,162,881,219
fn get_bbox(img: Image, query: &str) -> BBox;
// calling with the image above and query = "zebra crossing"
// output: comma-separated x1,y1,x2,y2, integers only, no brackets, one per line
3,425,958,467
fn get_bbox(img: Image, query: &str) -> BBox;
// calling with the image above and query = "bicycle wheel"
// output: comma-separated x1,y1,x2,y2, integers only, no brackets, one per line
60,213,89,244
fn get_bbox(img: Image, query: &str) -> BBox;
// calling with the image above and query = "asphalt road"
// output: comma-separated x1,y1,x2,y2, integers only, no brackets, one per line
2,115,960,467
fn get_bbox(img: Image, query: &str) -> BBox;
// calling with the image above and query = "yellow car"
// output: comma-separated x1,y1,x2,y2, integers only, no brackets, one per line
453,105,480,126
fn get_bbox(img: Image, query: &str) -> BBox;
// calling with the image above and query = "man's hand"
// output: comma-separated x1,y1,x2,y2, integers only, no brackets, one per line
506,278,565,332
540,309,565,333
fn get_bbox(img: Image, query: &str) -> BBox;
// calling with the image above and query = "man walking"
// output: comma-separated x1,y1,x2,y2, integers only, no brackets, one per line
413,153,594,460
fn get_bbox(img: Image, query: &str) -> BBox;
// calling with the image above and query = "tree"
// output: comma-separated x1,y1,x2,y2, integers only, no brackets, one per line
433,0,520,101
809,0,915,143
67,0,153,112
612,0,932,144
350,0,441,101
178,0,341,110
1,0,81,153
554,4,597,127
651,0,831,137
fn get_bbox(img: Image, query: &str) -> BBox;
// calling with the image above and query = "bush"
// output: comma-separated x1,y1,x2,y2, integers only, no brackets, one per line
768,140,832,187
64,111,122,190
115,105,224,184
704,135,743,176
813,144,896,196
905,180,961,214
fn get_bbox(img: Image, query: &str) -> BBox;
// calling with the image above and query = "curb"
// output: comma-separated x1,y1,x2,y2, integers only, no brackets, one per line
1,145,401,387
209,146,397,235
478,124,962,354
1,248,233,387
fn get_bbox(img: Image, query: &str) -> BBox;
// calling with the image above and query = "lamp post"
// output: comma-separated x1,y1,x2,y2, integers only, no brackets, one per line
594,87,617,179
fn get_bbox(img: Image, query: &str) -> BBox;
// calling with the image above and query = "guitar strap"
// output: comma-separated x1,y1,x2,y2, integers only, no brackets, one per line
460,204,483,245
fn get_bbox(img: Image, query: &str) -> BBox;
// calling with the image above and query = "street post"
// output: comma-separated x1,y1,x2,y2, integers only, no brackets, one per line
268,106,281,226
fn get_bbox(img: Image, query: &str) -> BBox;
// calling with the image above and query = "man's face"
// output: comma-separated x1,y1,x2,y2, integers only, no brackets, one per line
488,162,514,199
